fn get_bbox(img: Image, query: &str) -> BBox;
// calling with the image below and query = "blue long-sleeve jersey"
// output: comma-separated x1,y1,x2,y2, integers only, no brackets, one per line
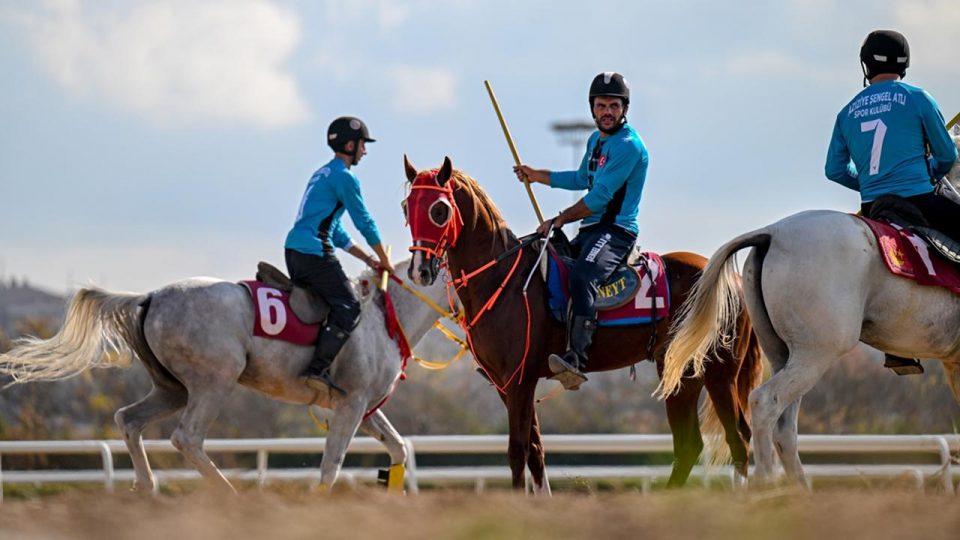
549,123,648,235
825,80,958,202
285,158,382,257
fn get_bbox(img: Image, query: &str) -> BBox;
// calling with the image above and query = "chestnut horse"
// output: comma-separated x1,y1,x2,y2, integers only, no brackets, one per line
402,156,762,491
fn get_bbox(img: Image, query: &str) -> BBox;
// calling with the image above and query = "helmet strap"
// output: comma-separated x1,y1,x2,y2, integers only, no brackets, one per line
861,62,869,88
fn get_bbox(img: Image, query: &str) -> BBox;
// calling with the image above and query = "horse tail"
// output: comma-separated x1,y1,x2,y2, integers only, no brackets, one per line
0,288,150,386
656,230,771,399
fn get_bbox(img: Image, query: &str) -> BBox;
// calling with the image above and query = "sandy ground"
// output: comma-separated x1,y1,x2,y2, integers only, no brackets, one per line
1,487,958,540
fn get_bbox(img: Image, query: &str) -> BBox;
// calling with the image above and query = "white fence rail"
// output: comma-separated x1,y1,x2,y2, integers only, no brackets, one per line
1,434,957,501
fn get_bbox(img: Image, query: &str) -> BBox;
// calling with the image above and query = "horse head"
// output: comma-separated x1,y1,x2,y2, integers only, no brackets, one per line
403,155,461,285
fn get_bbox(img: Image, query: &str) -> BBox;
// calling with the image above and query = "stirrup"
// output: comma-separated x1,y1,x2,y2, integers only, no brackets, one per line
301,368,348,395
548,353,588,391
883,355,924,376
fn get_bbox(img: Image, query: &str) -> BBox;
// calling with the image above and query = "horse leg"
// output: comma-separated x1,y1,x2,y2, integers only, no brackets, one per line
663,377,705,488
115,384,187,493
319,395,367,488
170,384,237,494
749,351,837,488
943,360,960,405
526,410,551,495
703,365,750,487
773,398,806,487
359,409,409,492
505,383,537,490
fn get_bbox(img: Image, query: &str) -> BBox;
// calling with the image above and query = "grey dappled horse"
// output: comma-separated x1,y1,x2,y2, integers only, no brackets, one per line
659,137,960,487
0,259,449,493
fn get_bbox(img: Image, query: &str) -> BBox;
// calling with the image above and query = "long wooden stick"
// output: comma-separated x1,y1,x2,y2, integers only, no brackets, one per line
379,246,392,292
947,111,960,131
484,80,545,223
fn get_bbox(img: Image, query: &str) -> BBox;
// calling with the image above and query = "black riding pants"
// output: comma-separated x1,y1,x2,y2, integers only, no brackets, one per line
285,249,361,332
862,190,960,242
568,224,638,319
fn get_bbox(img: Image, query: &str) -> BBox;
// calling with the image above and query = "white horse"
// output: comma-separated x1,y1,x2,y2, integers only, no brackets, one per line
0,259,451,493
658,138,960,487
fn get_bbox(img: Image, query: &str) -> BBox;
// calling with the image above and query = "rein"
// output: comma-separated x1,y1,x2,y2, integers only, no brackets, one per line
406,170,544,394
444,233,546,395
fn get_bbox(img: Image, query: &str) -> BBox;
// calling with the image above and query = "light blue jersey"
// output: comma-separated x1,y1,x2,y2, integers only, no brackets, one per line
825,80,958,202
285,158,381,257
549,123,648,235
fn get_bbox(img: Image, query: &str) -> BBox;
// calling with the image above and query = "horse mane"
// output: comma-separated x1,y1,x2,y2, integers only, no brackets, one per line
450,169,513,252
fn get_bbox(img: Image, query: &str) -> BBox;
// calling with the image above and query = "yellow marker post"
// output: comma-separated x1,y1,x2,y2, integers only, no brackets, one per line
484,80,546,224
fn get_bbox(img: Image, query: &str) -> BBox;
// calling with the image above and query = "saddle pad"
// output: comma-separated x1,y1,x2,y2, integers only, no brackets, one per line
546,251,671,327
858,216,960,295
241,281,320,345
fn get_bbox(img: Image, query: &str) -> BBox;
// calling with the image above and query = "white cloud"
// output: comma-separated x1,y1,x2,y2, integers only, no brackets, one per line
8,0,308,128
389,66,458,114
895,0,960,69
708,49,847,86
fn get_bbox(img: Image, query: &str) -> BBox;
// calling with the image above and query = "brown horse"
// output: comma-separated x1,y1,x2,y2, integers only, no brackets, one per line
402,156,762,491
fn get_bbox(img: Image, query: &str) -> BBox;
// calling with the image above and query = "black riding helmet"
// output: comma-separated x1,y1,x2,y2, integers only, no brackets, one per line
589,72,630,134
860,30,910,84
327,116,375,161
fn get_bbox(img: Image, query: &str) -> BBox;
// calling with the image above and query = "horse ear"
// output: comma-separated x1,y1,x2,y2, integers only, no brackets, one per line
437,156,453,187
404,154,417,183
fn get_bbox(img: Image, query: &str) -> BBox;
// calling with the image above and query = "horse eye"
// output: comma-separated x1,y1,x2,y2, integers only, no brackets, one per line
429,200,451,226
400,199,408,218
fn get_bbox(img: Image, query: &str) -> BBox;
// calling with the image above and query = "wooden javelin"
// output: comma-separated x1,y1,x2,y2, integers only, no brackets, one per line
484,80,546,223
947,111,960,131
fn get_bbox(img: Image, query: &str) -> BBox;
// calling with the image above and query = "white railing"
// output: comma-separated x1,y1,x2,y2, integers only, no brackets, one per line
0,434,956,502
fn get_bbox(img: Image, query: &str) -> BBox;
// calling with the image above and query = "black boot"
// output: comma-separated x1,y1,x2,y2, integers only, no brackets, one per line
301,324,351,395
548,316,596,390
883,354,924,376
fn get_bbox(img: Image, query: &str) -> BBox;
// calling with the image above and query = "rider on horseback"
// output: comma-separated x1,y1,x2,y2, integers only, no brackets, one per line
286,116,396,393
514,72,649,389
825,30,959,375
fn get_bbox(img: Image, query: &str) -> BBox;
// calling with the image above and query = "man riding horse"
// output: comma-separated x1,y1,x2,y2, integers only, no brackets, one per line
285,116,396,393
824,30,959,375
514,72,650,389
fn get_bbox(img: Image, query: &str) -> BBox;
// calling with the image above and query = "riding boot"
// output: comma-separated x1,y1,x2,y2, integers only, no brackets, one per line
883,354,924,376
301,324,351,395
548,316,596,390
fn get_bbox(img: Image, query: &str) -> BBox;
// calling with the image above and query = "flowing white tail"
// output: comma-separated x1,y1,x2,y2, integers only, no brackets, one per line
0,288,147,386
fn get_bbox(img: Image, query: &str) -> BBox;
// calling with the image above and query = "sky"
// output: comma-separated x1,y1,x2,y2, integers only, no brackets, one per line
1,0,958,294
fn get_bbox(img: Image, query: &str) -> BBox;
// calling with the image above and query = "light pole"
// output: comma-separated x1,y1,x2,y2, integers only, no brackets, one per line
550,120,594,235
550,120,595,169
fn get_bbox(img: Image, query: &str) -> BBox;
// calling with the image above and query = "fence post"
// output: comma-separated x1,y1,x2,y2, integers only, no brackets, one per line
257,449,269,491
932,436,953,494
403,438,419,494
97,442,114,493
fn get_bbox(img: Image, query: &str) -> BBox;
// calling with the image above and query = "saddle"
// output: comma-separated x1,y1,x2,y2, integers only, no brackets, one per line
255,261,329,325
868,193,960,265
538,231,670,327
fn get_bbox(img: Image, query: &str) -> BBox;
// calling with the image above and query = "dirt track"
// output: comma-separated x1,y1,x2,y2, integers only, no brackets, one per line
1,488,958,539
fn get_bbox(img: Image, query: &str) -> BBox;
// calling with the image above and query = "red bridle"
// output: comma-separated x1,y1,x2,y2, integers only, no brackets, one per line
404,169,463,260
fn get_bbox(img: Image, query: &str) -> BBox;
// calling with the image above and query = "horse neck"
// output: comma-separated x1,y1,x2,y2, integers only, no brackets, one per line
445,191,524,315
386,264,449,346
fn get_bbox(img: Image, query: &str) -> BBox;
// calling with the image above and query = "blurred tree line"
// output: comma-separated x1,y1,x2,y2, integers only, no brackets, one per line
1,316,958,446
